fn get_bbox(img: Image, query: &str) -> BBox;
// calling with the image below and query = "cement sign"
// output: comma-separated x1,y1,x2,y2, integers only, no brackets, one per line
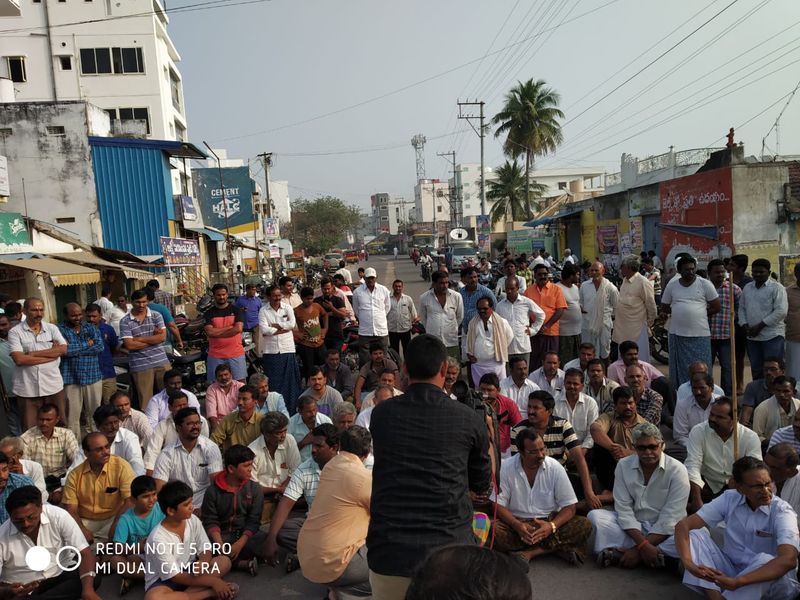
160,236,201,267
193,167,255,231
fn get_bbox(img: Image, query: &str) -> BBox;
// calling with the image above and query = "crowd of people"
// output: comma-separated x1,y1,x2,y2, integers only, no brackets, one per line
0,248,797,600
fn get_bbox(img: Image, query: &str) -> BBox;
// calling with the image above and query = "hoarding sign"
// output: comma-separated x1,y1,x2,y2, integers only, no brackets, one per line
193,167,255,231
160,236,201,267
597,225,619,255
0,212,32,253
264,217,280,238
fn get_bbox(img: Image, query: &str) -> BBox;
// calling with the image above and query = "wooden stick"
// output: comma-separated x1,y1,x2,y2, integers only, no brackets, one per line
730,280,739,458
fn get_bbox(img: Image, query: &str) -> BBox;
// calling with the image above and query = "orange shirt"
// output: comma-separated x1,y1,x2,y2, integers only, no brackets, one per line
524,282,567,337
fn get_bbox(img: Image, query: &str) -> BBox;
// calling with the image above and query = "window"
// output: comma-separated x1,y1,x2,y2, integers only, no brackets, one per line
175,121,187,142
558,181,567,190
80,47,142,75
105,109,116,121
56,217,75,223
465,204,471,210
170,71,182,111
7,57,26,83
58,56,72,70
117,107,150,134
46,126,66,136
437,205,443,213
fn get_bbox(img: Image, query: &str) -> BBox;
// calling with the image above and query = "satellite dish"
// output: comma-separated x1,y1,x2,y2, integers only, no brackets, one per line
449,228,469,241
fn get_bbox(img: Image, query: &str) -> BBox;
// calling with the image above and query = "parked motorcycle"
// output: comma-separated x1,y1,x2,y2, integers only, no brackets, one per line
649,320,669,365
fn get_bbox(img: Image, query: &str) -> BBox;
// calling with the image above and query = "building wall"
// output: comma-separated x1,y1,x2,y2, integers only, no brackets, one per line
270,180,291,225
414,180,451,224
0,101,109,244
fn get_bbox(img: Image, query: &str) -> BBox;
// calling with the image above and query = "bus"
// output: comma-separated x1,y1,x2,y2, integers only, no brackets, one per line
412,233,435,248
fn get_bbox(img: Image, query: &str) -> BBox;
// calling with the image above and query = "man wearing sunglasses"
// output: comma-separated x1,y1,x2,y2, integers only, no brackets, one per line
588,422,689,569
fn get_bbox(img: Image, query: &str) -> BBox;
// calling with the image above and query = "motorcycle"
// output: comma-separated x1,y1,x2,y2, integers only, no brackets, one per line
340,325,361,372
421,261,432,282
650,320,669,365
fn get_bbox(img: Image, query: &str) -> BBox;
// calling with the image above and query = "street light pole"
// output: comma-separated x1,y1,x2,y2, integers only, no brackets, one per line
202,142,235,288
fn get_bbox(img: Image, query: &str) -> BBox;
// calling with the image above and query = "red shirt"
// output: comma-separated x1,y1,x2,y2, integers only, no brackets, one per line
494,394,523,453
204,304,244,359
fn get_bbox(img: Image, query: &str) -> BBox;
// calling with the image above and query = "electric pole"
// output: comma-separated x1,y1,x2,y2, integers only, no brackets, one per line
457,100,487,216
257,152,278,283
203,142,235,288
437,150,461,229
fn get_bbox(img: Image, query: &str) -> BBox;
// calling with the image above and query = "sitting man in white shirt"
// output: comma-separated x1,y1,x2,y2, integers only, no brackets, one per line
673,372,719,450
529,352,565,397
144,390,210,475
584,358,619,412
765,442,800,522
563,342,596,384
589,423,689,569
493,427,592,567
143,369,201,429
359,370,402,411
675,360,725,407
553,368,598,451
500,356,540,419
0,486,100,600
0,437,47,502
356,385,394,431
753,375,800,445
675,456,800,599
685,397,762,513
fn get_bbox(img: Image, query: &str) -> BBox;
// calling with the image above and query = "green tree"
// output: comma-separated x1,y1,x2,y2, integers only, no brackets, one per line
289,196,363,256
487,160,547,226
492,78,564,205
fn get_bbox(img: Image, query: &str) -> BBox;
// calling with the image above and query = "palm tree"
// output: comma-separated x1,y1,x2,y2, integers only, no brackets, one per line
487,160,547,226
492,79,564,203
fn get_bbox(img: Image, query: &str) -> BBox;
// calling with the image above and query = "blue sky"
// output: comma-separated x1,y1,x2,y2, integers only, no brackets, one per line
170,0,800,211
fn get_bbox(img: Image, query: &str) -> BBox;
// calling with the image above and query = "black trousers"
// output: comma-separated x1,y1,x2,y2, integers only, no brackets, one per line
388,330,412,357
30,569,102,600
296,345,326,379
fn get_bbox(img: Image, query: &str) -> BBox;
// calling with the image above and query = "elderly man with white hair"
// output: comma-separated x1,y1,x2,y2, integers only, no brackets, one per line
612,255,657,363
588,422,689,569
580,261,619,361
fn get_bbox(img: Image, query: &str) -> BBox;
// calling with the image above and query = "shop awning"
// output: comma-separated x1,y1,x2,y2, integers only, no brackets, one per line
51,251,153,280
524,216,556,227
657,223,719,240
0,257,100,286
184,226,225,242
553,206,584,220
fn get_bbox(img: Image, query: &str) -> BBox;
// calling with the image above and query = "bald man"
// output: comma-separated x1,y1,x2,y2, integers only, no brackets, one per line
580,262,619,360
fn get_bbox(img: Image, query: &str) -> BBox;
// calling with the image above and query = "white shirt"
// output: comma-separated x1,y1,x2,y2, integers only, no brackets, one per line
259,302,297,354
145,514,210,590
556,283,582,336
7,321,67,397
152,437,223,507
144,414,210,471
352,283,391,337
564,255,576,265
780,469,800,525
496,455,577,519
672,394,718,447
676,381,725,406
500,376,540,419
553,392,599,449
69,428,145,477
418,288,463,348
144,388,201,429
661,276,718,337
530,367,565,397
697,490,800,570
288,412,333,462
0,504,88,583
20,459,47,502
495,296,545,355
685,422,762,493
614,453,690,536
249,434,302,488
579,279,618,332
495,275,527,301
387,294,417,333
355,406,374,430
753,396,800,442
472,315,513,363
335,267,352,285
739,278,789,341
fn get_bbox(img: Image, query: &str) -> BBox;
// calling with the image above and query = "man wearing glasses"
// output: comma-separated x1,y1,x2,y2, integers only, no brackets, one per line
588,422,689,569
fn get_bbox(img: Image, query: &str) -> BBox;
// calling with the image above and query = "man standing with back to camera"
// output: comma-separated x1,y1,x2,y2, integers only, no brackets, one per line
367,334,491,600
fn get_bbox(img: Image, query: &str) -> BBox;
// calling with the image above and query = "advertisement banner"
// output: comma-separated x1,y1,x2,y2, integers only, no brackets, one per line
193,167,255,231
476,215,490,252
597,225,619,255
179,195,198,222
269,244,281,259
0,212,32,253
263,217,280,239
630,217,642,250
160,236,201,267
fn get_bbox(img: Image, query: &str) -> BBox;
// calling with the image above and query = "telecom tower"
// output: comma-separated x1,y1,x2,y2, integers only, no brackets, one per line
411,134,427,181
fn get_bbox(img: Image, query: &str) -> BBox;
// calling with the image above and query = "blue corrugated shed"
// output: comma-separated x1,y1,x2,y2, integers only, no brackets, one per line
89,137,206,256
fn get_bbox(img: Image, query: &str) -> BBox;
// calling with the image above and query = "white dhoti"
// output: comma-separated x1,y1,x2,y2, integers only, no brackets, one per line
636,323,651,363
470,360,506,387
587,509,677,557
786,341,800,383
683,527,800,599
582,327,613,360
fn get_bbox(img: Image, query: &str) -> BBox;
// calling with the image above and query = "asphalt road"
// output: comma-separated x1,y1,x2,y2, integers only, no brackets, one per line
99,255,692,599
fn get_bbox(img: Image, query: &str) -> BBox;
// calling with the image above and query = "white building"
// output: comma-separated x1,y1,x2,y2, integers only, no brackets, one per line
413,181,451,226
371,193,412,235
270,180,291,225
450,163,494,220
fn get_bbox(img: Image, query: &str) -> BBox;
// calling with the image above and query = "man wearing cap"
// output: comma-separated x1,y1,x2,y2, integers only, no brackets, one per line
351,267,391,367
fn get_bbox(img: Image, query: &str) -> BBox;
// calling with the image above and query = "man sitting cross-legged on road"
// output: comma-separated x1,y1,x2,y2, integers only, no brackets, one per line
144,390,210,475
588,422,689,570
493,427,592,568
675,456,800,599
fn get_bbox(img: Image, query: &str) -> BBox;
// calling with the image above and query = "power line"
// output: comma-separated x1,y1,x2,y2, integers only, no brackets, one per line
211,0,622,143
274,129,469,158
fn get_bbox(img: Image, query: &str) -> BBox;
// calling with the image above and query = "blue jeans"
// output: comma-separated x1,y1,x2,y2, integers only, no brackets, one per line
710,339,732,397
746,335,785,381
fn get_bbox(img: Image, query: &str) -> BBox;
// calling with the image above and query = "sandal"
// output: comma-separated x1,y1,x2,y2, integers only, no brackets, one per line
285,552,301,573
229,583,240,598
596,548,620,568
556,550,583,567
248,557,259,577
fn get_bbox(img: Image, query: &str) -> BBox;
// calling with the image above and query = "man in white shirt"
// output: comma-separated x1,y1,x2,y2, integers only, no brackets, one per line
111,391,153,444
260,284,302,415
334,260,352,285
765,442,800,523
675,456,800,599
673,372,719,449
753,375,800,443
465,297,514,387
495,277,544,370
556,263,583,367
585,359,619,412
580,261,619,360
0,437,47,502
493,428,592,565
351,267,391,366
152,407,223,508
419,271,464,360
387,280,418,358
563,343,596,385
249,411,301,523
563,249,576,265
553,369,599,451
675,361,725,408
589,423,688,569
685,397,762,513
768,411,800,454
86,404,145,476
143,369,201,429
500,357,540,419
144,390,210,474
494,260,527,301
529,352,565,397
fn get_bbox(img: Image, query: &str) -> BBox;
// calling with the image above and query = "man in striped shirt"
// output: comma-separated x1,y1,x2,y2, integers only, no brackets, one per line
510,390,601,511
769,410,800,455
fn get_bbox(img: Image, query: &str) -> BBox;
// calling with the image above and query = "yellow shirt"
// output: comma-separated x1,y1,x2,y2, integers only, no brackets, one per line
63,455,134,520
211,410,263,450
297,452,371,583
